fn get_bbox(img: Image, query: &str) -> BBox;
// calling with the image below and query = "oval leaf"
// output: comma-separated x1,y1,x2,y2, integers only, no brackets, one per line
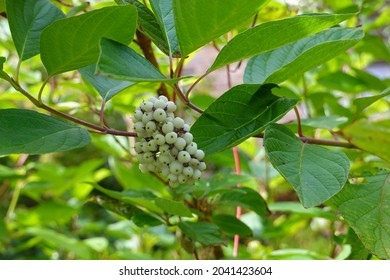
178,221,223,246
41,5,137,76
6,0,65,61
191,84,298,155
155,197,193,217
174,0,268,55
212,214,253,237
209,13,355,71
244,28,364,84
331,171,390,259
0,109,90,155
264,124,350,208
97,38,181,84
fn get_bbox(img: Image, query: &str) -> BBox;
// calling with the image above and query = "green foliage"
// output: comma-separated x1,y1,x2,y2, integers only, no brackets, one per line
0,0,388,260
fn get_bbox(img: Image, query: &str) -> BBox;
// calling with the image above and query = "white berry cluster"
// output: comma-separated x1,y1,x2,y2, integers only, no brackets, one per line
133,95,206,187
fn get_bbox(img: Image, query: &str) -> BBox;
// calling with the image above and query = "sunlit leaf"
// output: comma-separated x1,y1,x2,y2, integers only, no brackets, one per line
155,197,193,217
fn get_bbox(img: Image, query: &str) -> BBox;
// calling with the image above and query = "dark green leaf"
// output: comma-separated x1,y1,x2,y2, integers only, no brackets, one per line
150,0,181,57
97,38,181,84
41,6,137,75
79,64,134,101
178,221,223,246
244,28,364,84
123,0,170,55
132,210,163,227
268,202,338,220
174,0,268,55
318,71,369,93
345,229,371,260
0,109,91,155
212,214,253,237
210,13,355,71
343,119,390,162
219,187,270,217
0,217,7,242
0,56,10,82
332,171,390,259
155,197,193,217
264,124,350,208
353,87,390,118
6,0,65,61
191,84,298,155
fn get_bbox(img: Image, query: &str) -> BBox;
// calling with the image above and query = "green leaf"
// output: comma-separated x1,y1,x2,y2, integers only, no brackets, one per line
268,202,338,220
209,13,355,71
132,210,163,227
0,109,91,155
353,87,390,118
264,124,350,208
40,6,137,76
6,0,65,61
174,0,268,55
343,119,390,162
212,214,253,237
79,64,134,101
150,0,181,57
155,197,193,217
0,56,10,82
345,229,371,260
123,0,170,55
218,187,270,217
97,38,181,84
300,115,349,129
178,221,223,246
0,217,7,242
191,84,298,155
331,171,390,259
244,28,364,84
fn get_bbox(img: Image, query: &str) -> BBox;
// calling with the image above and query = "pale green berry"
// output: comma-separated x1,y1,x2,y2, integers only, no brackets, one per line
134,142,143,153
145,121,157,133
170,147,179,157
198,161,206,171
183,166,194,177
183,124,190,132
161,166,170,177
147,97,158,103
143,152,154,163
166,101,177,112
178,174,187,184
178,151,191,163
173,117,185,129
153,108,167,122
186,142,198,155
159,154,171,165
189,158,200,168
195,149,205,160
142,112,153,123
168,173,178,182
134,110,143,121
158,95,168,103
147,140,158,151
139,164,148,173
165,132,178,144
154,99,166,109
141,142,149,153
183,133,193,145
154,134,166,145
140,101,153,112
162,122,174,134
174,137,186,150
193,169,202,180
159,144,170,154
137,153,144,162
147,163,157,172
169,160,183,175
134,121,145,133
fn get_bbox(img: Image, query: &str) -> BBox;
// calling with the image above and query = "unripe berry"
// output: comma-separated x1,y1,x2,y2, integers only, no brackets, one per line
159,144,170,154
153,108,167,122
194,149,205,160
145,121,157,133
158,95,169,103
170,147,179,157
168,173,178,183
140,101,153,112
198,161,207,171
147,97,158,103
166,101,177,112
134,110,143,121
193,169,202,180
134,142,143,153
134,121,145,133
178,151,191,163
186,142,198,155
183,132,193,145
159,154,171,165
165,132,178,144
169,160,183,175
162,122,174,134
142,112,153,123
178,174,187,184
154,133,166,145
183,166,194,177
154,99,166,109
183,124,190,132
147,139,158,151
173,117,185,129
174,137,186,150
143,152,154,163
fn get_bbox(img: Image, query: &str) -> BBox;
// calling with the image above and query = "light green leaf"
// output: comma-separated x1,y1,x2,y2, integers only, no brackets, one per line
210,13,355,71
0,0,5,12
264,124,350,208
79,64,134,101
155,197,193,217
244,28,364,84
343,119,390,162
178,221,223,246
0,109,91,155
174,0,268,55
300,115,349,129
97,38,181,84
123,0,170,55
6,0,65,61
268,202,338,220
332,171,390,259
150,0,181,57
40,6,137,76
353,87,390,118
212,214,253,237
218,187,269,217
191,84,298,155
